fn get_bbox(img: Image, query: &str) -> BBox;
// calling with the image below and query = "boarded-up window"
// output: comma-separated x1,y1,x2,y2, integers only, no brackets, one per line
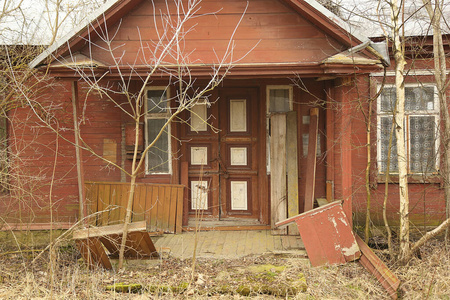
146,88,171,174
378,85,438,174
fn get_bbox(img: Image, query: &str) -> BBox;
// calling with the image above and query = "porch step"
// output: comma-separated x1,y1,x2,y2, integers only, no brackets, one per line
153,230,306,259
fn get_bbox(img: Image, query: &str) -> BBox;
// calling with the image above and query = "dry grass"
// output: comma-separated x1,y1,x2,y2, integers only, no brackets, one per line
0,236,449,299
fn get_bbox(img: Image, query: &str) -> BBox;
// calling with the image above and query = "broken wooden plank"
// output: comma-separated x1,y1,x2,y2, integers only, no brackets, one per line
270,113,287,234
316,198,328,207
304,108,319,212
76,237,112,270
73,221,160,268
286,111,299,235
356,235,400,299
275,201,361,267
73,221,149,239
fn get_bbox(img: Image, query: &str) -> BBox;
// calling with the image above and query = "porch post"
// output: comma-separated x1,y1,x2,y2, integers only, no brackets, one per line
71,81,87,223
336,78,353,226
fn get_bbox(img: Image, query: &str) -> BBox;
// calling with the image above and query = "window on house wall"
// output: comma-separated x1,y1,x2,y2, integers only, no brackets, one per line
145,87,171,174
377,85,439,175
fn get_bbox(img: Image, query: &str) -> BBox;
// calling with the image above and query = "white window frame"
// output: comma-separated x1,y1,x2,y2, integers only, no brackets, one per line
145,86,172,175
377,84,440,175
266,85,294,174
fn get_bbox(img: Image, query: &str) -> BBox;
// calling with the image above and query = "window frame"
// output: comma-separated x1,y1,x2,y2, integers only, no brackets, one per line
145,86,172,175
376,83,440,176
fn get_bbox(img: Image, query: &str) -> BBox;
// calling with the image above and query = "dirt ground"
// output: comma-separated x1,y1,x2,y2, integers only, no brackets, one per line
0,237,449,299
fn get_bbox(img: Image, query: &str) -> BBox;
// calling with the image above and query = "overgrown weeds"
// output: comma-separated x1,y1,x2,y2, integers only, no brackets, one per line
0,237,449,299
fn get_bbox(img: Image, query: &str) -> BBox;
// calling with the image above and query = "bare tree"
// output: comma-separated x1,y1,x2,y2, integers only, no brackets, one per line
25,0,251,268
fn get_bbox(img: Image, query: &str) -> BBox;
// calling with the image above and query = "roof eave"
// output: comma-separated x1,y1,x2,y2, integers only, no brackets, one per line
29,0,143,69
282,0,369,47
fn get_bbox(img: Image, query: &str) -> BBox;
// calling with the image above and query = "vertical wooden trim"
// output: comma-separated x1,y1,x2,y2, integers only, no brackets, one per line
270,114,287,234
109,184,120,222
132,185,144,222
162,186,171,231
181,161,189,227
168,186,177,232
286,111,299,235
340,82,353,227
260,85,269,225
149,186,159,231
175,186,184,233
156,186,165,230
304,108,319,212
72,81,87,223
325,82,335,202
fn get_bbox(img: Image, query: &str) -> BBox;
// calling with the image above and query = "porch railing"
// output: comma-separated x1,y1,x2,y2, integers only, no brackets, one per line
85,181,185,233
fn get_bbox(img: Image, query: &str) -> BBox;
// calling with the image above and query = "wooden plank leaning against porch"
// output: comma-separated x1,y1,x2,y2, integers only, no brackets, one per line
85,181,185,233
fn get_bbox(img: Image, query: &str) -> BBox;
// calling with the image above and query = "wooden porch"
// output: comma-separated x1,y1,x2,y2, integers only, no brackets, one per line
152,230,306,259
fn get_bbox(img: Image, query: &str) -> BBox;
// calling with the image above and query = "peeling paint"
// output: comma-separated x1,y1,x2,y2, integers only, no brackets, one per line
338,217,348,226
342,241,360,257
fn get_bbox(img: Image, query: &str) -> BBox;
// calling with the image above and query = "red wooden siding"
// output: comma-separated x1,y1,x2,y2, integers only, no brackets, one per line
80,0,345,66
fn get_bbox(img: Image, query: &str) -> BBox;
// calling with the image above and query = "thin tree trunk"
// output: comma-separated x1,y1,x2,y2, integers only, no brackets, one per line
391,0,410,261
383,119,395,257
365,99,373,243
421,0,450,245
118,120,141,269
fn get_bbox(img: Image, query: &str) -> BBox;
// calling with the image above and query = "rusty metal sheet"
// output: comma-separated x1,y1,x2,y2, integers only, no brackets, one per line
356,235,400,299
276,201,361,267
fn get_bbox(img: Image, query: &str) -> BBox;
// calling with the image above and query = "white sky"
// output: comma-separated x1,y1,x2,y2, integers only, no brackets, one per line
0,0,449,45
0,0,103,44
337,0,450,37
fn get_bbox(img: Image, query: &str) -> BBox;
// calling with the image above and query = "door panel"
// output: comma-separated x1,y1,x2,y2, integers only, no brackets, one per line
182,87,260,221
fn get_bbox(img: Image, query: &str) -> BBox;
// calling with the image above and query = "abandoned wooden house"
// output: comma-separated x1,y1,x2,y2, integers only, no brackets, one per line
2,0,445,234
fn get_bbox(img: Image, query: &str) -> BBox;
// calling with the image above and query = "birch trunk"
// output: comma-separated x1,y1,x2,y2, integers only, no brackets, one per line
421,0,450,244
390,0,410,261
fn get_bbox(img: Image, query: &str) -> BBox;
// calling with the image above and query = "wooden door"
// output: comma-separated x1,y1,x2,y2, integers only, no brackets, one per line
218,88,259,219
183,87,260,221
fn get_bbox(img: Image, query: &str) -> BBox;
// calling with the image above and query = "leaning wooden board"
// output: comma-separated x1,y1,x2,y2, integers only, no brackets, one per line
73,221,159,269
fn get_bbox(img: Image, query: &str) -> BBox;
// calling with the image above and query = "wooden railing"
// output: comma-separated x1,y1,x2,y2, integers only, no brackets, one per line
85,181,185,233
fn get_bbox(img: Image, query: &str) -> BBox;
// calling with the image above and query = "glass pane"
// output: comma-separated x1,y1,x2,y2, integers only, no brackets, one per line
380,87,396,113
379,116,398,173
405,86,434,111
147,89,168,113
147,119,169,173
269,89,290,112
410,116,436,173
